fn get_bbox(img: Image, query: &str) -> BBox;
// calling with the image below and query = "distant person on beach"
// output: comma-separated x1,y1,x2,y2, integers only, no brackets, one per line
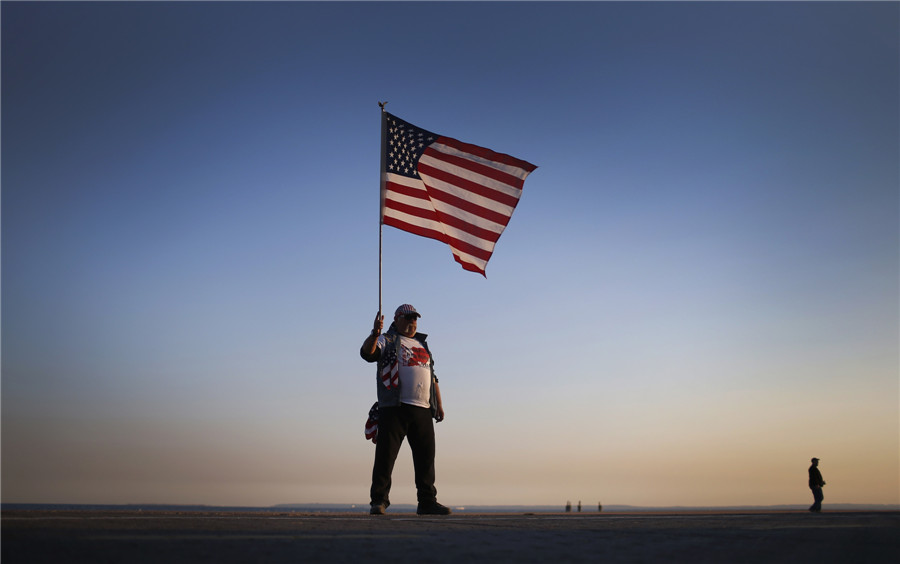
361,304,451,516
808,457,826,512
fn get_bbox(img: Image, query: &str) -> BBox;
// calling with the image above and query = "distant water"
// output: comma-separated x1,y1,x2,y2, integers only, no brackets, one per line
1,504,295,513
3,503,898,513
1,503,564,514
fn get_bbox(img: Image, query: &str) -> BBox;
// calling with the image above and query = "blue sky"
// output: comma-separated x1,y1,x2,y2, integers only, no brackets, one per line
2,1,898,508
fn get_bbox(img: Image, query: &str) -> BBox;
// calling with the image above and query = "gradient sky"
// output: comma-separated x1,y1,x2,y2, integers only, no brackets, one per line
2,1,898,508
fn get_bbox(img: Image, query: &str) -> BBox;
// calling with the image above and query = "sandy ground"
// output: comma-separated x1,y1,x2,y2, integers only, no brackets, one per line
3,509,898,563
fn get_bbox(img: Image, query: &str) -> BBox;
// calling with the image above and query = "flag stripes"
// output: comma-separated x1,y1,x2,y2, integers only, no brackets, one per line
364,402,379,444
381,112,536,276
380,358,399,389
382,179,496,264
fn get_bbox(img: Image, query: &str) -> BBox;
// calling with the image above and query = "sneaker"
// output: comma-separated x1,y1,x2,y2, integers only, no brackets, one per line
370,503,386,515
416,502,452,515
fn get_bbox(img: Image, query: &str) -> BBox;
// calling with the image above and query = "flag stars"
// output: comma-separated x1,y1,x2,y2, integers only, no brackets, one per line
383,114,438,179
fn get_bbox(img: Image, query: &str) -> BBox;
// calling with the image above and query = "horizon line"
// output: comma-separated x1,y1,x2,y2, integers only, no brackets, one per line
4,502,899,512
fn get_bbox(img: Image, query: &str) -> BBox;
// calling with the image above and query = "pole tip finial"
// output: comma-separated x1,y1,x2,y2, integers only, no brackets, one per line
378,101,388,111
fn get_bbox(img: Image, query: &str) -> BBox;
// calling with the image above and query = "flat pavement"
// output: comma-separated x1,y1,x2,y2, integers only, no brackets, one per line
3,509,898,563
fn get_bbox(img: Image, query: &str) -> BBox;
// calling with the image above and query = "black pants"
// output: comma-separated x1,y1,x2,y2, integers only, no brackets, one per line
370,404,437,506
809,487,823,512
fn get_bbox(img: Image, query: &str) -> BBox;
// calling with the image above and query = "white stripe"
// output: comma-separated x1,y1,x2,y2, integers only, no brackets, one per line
442,224,495,252
384,189,436,215
386,170,515,223
418,172,510,232
387,171,508,237
448,246,489,271
431,141,533,181
383,174,436,221
383,173,428,195
383,206,442,232
384,174,508,254
421,149,523,202
430,200,505,237
419,161,518,217
383,206,495,253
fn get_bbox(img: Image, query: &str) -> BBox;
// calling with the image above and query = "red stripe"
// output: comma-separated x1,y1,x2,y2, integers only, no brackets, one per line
385,180,509,262
443,235,493,262
384,180,429,202
383,215,448,244
385,191,505,248
418,158,521,209
384,217,492,276
384,215,493,263
428,143,529,194
455,258,486,275
385,192,502,257
437,136,538,174
380,361,399,389
384,197,440,223
425,181,516,227
432,209,502,244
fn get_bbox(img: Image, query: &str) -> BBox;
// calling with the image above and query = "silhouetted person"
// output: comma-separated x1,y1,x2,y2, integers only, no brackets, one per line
577,500,582,512
808,457,825,512
598,502,602,513
565,501,571,512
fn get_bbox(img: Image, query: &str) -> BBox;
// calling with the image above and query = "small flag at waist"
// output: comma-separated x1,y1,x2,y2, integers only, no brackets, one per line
365,402,379,444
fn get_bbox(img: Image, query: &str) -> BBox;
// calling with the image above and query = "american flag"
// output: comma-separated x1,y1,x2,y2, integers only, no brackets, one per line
365,402,379,443
381,112,537,276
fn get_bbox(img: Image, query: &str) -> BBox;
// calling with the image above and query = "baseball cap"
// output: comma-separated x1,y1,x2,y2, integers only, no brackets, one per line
395,304,420,318
811,457,819,462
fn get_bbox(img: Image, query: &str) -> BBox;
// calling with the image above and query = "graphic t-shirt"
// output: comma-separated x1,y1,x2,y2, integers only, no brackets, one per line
376,334,432,408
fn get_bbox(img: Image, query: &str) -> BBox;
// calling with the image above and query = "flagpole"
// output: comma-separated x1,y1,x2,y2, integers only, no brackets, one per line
377,102,388,318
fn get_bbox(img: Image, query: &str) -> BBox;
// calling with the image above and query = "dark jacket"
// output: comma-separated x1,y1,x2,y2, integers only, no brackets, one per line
808,465,825,489
360,326,439,418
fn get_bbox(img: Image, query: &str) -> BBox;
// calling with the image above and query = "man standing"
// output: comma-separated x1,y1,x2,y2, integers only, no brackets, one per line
360,304,451,516
808,457,826,512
